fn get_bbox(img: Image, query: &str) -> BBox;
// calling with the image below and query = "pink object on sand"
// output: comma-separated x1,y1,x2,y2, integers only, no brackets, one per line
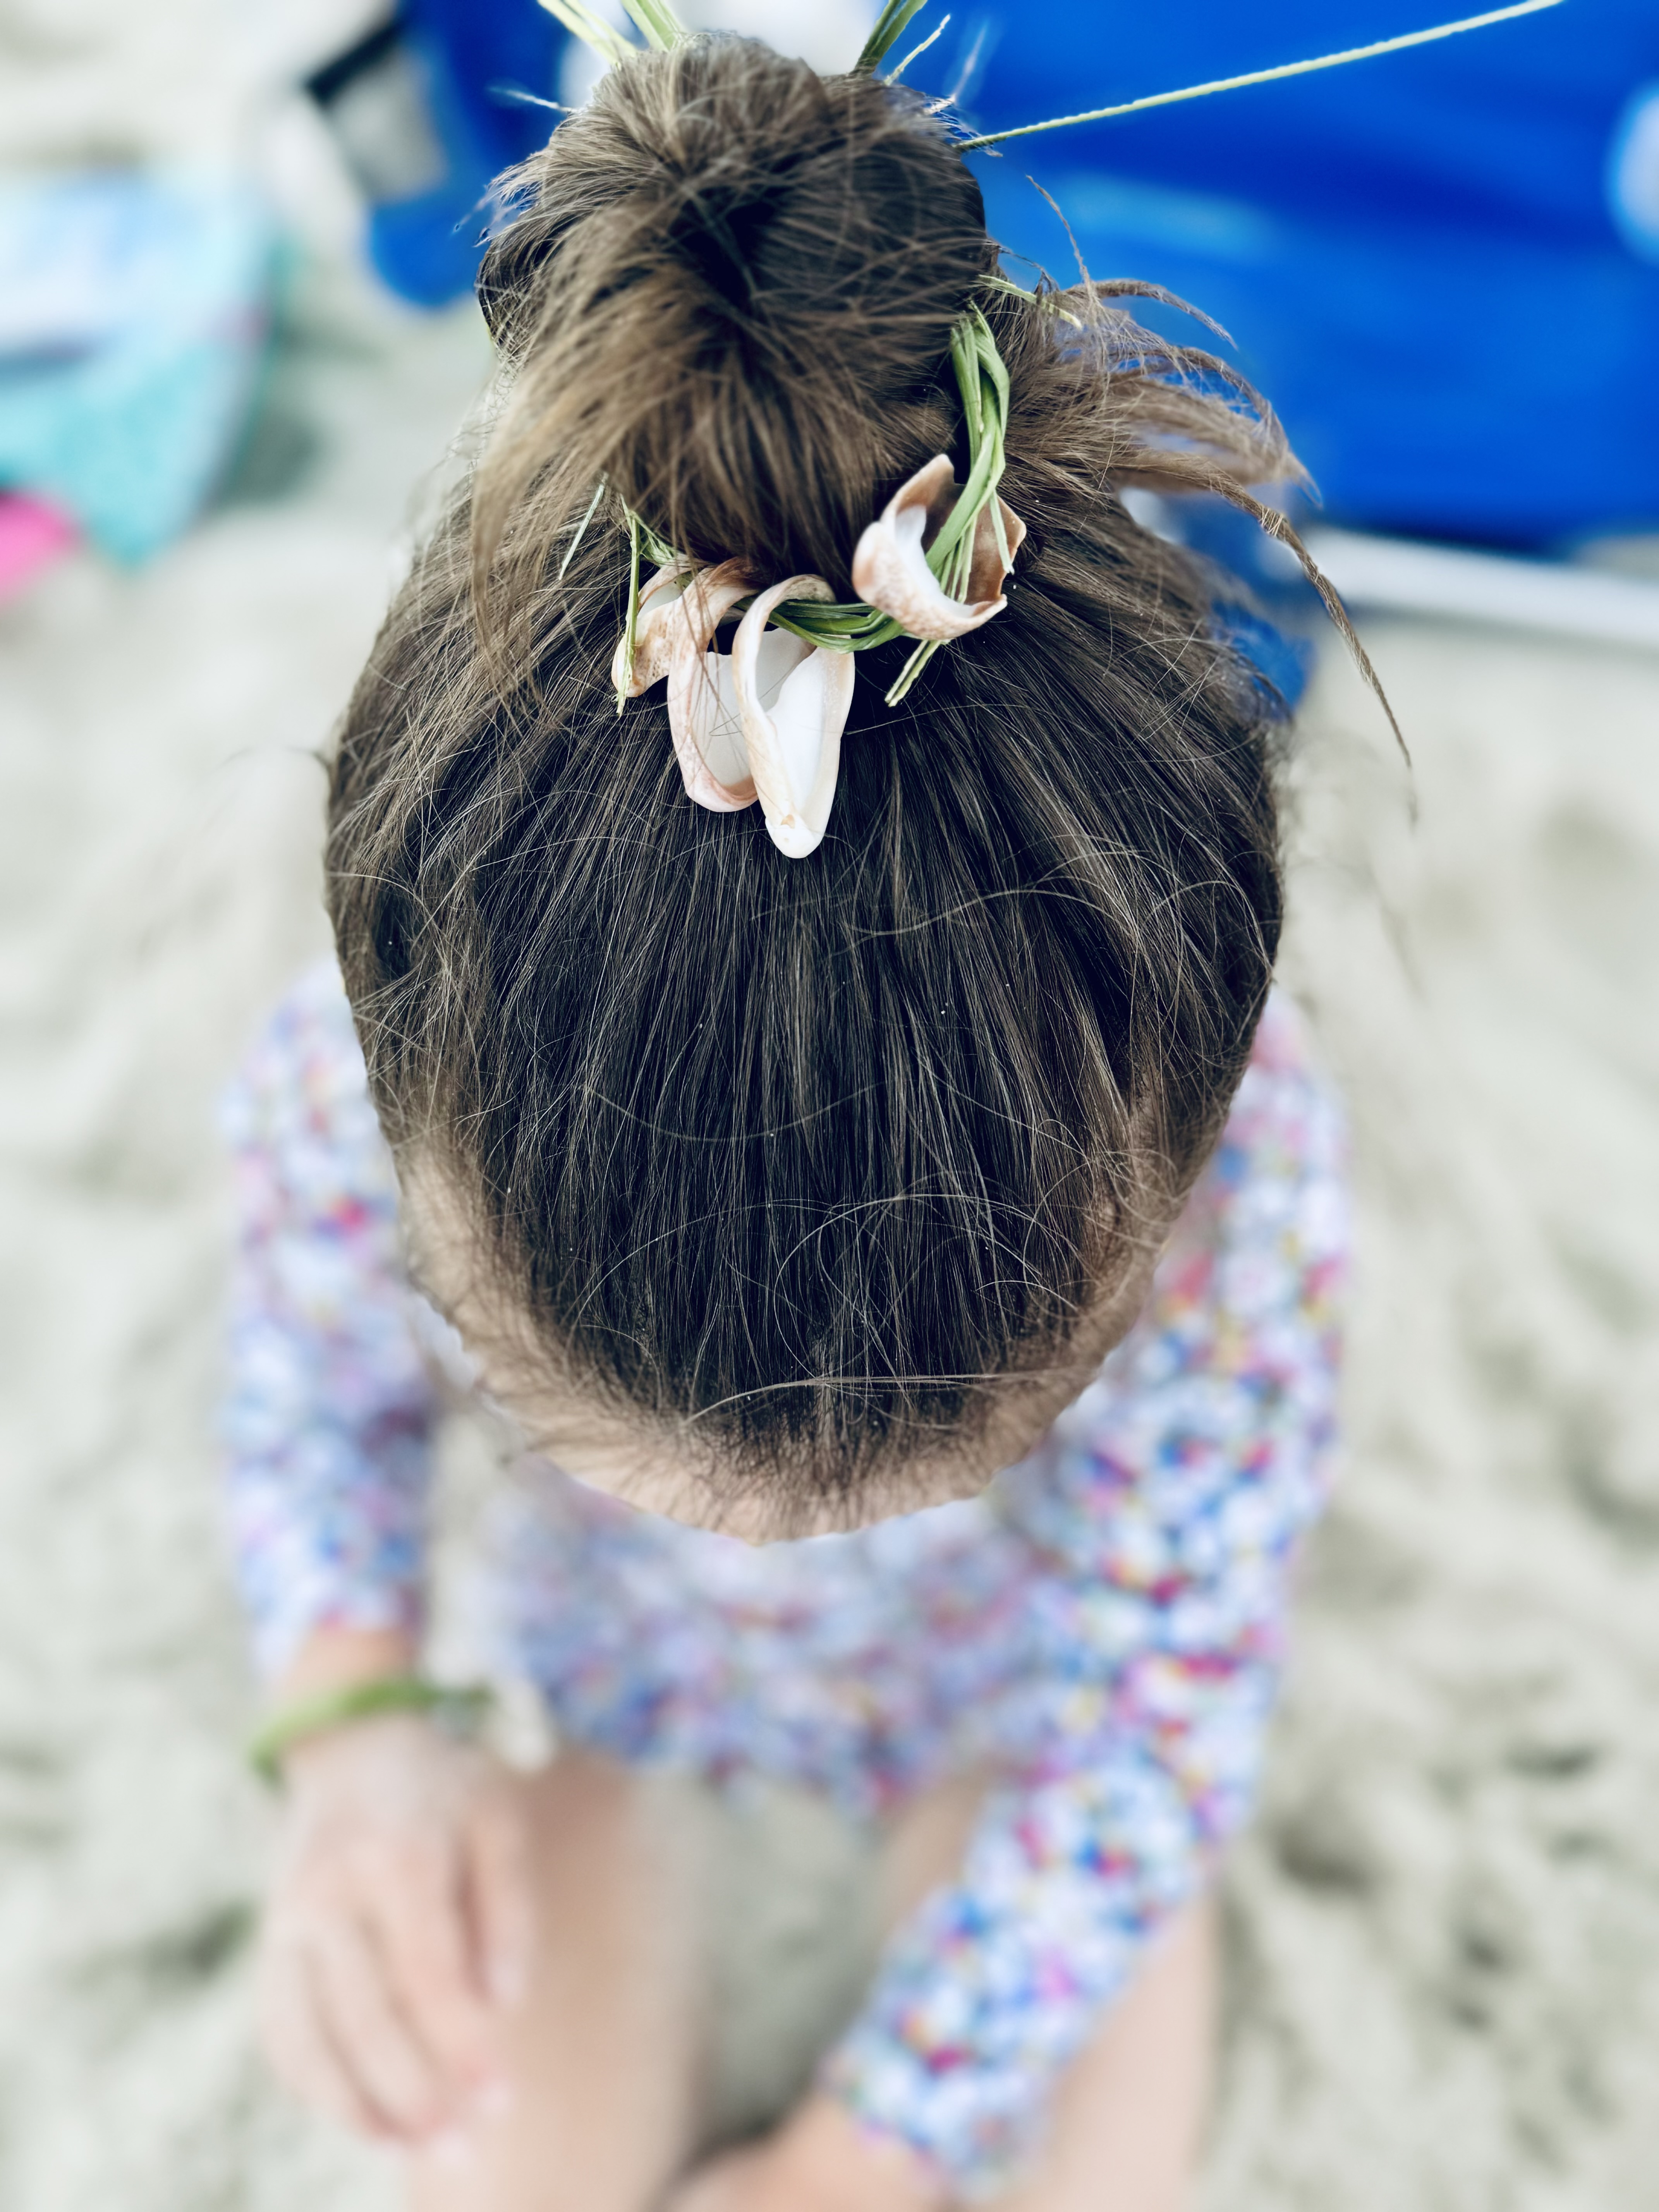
0,493,77,599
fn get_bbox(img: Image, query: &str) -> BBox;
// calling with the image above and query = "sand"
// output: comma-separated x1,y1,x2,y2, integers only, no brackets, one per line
5,42,1659,2211
0,253,495,2210
1214,622,1659,2211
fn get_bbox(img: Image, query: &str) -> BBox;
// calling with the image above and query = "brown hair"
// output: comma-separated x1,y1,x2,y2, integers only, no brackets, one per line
328,35,1314,1508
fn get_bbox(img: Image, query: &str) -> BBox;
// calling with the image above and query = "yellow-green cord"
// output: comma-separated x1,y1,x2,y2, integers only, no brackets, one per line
249,1676,493,1786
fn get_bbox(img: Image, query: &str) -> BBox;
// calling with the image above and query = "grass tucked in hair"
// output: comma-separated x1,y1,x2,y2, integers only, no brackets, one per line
609,300,1013,709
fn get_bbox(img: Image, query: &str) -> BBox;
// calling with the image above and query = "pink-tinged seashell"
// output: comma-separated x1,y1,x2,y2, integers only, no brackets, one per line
966,489,1027,602
731,576,856,859
850,455,1026,642
665,560,758,812
858,453,1026,646
610,561,694,698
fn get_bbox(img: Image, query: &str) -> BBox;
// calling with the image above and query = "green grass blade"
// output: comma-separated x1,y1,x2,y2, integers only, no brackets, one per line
536,0,637,69
855,0,930,73
617,509,643,714
957,0,1564,148
636,517,679,567
619,0,687,50
885,635,942,704
559,477,608,580
769,606,902,650
886,13,948,83
924,307,1006,576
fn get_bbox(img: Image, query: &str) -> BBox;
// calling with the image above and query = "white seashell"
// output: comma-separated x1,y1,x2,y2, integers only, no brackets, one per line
665,560,758,812
732,576,856,859
850,454,1026,642
611,561,694,698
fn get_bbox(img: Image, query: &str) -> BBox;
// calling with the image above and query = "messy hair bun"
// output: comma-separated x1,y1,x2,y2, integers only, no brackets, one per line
473,43,991,596
330,35,1303,1511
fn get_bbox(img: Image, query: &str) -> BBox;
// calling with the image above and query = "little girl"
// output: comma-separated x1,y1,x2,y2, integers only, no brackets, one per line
225,30,1351,2212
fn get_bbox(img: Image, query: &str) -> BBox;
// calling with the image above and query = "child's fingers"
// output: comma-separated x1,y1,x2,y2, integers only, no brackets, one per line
310,1912,451,2140
465,1798,535,2011
362,1839,505,2098
259,1927,390,2141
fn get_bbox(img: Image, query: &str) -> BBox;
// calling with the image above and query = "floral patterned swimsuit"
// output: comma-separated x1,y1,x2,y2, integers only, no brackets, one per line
223,963,1346,2193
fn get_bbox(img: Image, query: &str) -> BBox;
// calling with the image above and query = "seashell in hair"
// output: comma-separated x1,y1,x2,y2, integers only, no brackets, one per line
664,560,759,813
851,456,1027,642
611,561,694,698
732,576,856,860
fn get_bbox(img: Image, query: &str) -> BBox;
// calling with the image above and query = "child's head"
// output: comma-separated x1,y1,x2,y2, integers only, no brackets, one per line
328,37,1296,1535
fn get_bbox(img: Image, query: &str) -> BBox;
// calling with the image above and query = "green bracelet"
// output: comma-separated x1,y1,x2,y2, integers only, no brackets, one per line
249,1676,494,1786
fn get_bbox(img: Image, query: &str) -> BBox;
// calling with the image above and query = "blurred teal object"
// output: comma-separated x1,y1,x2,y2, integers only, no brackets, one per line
0,171,274,563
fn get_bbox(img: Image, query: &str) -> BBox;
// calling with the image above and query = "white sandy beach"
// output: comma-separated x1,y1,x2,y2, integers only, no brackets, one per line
4,11,1659,2202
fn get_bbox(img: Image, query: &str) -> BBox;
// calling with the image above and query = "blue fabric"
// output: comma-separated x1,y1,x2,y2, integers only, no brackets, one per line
402,0,566,175
359,1,567,307
915,0,1659,547
1213,605,1313,715
0,171,273,562
343,0,1659,537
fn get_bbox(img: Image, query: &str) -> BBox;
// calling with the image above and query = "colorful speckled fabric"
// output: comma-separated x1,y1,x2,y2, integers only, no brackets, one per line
222,961,1346,2194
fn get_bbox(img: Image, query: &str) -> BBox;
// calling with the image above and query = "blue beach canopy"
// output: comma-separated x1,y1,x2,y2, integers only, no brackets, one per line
364,0,1658,548
941,0,1659,548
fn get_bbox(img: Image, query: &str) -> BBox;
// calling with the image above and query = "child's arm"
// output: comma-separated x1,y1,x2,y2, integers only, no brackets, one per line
225,969,531,2143
257,1626,530,2145
815,1011,1347,2200
222,963,436,1673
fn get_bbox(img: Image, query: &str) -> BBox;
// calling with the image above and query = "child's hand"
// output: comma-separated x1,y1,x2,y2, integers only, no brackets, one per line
256,1704,532,2147
669,2095,946,2212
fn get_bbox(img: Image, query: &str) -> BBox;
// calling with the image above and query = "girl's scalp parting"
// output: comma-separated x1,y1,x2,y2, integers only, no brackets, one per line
328,35,1309,1504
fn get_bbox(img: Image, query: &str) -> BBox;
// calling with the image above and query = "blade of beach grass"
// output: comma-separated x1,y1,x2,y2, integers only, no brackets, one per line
559,479,608,581
856,0,931,74
536,0,639,68
620,0,689,48
958,0,1566,148
887,15,950,84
